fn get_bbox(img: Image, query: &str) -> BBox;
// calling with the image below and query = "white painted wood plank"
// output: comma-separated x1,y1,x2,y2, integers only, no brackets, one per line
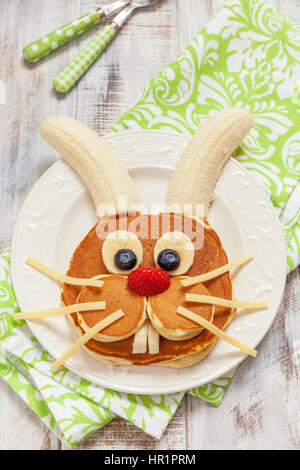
0,0,80,253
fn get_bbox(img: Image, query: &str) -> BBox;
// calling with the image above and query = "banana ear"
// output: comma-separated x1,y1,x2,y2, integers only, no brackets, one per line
40,116,140,217
166,108,254,218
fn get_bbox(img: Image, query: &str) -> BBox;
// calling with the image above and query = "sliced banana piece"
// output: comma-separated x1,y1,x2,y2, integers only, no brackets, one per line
166,108,254,217
102,230,143,274
154,231,194,275
147,321,160,354
132,320,148,354
40,116,140,217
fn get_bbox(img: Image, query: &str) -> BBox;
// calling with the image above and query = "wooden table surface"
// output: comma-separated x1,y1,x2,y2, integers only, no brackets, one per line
0,0,299,450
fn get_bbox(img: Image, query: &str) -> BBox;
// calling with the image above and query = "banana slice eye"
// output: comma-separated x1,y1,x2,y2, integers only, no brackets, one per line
154,231,195,276
102,230,143,275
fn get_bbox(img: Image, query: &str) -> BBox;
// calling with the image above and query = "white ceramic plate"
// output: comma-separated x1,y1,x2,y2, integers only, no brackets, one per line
11,130,286,395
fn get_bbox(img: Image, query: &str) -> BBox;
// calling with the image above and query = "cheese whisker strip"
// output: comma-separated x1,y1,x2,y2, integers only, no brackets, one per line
177,306,257,357
51,310,125,371
181,253,254,286
14,301,106,320
26,256,104,288
185,294,268,310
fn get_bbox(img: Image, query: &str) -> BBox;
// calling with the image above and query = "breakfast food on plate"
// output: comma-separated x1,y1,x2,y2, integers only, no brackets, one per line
15,108,269,371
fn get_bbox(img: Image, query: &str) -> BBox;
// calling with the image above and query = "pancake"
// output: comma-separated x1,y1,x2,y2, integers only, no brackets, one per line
62,213,233,366
162,304,236,367
68,306,235,367
77,275,147,342
76,337,218,366
148,277,214,341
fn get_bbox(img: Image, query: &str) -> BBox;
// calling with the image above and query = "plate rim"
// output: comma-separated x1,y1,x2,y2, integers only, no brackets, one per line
11,129,287,395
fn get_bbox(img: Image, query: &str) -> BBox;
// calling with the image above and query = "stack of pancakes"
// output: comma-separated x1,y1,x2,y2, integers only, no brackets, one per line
62,214,234,367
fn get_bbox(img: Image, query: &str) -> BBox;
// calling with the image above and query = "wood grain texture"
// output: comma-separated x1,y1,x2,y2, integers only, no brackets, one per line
0,0,299,450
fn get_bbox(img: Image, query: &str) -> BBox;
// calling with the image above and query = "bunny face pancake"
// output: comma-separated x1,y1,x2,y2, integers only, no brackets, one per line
62,213,233,366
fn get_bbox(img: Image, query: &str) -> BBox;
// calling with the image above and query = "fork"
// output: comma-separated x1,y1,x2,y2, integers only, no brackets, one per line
53,0,160,94
23,0,130,63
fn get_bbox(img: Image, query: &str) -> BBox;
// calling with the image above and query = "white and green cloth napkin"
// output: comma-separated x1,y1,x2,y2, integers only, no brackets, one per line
1,0,299,447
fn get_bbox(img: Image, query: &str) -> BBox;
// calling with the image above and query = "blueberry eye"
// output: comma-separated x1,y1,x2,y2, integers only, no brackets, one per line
157,249,180,271
114,249,137,270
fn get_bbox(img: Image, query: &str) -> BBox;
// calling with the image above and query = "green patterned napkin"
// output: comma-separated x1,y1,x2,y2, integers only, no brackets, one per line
1,0,299,447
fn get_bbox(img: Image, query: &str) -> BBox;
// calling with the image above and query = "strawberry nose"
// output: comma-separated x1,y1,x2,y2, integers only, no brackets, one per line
128,267,170,296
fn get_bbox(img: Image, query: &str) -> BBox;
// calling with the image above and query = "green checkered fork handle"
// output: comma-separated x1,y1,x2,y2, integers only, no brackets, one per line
23,1,130,63
54,0,161,94
54,24,117,93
